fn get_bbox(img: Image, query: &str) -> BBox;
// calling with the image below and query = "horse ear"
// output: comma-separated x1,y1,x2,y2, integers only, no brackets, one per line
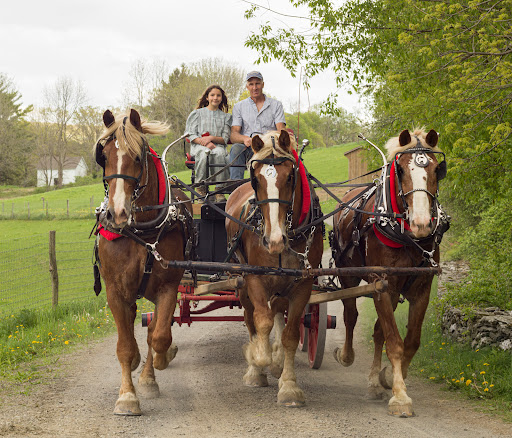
251,135,264,153
103,110,115,128
426,129,439,148
399,130,411,147
129,108,142,132
278,129,291,152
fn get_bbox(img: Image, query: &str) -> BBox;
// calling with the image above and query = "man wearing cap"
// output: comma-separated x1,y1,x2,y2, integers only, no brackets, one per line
228,71,286,180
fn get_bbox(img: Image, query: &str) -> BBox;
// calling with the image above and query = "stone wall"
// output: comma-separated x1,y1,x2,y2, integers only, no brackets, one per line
438,261,512,352
442,306,512,351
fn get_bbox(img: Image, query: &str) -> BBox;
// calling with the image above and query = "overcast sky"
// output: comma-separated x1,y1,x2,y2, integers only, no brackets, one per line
0,0,362,115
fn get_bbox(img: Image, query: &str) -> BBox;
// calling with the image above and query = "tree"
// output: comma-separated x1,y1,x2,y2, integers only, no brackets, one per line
0,73,34,185
41,77,87,188
74,106,104,177
189,57,246,103
122,58,170,110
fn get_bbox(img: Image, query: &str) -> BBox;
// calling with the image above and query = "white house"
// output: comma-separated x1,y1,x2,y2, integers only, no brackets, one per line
36,156,88,187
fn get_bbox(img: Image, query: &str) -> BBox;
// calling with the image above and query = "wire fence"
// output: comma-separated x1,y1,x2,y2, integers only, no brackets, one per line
0,232,97,317
0,197,100,220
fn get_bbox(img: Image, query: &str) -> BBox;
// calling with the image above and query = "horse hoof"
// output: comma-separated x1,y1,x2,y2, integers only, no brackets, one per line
333,347,354,367
114,392,142,416
138,377,160,399
269,363,283,379
379,366,393,389
277,383,305,407
366,386,388,401
388,397,414,417
166,343,178,363
243,372,268,387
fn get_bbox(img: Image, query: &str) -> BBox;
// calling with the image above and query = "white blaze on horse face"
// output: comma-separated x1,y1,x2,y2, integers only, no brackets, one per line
261,164,285,254
112,149,129,225
407,157,431,237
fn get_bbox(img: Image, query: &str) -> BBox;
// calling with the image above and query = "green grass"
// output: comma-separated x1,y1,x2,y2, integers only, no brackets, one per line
359,281,512,422
0,220,98,317
0,184,106,220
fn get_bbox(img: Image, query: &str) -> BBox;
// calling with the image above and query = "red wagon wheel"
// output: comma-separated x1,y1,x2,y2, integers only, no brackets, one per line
299,302,327,369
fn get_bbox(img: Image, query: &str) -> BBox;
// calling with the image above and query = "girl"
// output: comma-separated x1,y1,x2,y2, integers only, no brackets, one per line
185,85,232,202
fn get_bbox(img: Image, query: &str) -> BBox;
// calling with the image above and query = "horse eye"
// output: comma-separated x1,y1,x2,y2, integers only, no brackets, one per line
287,174,293,183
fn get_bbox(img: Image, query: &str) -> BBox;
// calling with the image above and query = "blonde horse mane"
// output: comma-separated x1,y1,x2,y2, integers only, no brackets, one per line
95,111,170,158
385,128,442,161
249,130,297,168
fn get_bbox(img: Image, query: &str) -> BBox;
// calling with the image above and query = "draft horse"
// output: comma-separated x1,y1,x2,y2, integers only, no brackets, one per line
331,129,450,416
94,109,193,415
225,130,323,406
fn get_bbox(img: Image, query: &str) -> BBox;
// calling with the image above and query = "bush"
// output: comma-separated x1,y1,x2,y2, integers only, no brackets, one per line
443,192,512,310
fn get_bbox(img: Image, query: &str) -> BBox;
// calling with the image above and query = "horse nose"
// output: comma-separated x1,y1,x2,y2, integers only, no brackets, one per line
410,219,432,238
268,235,285,254
107,206,128,228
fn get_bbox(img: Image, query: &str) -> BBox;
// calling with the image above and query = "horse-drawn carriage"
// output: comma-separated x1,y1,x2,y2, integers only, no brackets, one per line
92,109,449,417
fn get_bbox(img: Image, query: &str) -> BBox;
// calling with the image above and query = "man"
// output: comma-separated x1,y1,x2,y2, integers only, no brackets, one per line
228,71,286,180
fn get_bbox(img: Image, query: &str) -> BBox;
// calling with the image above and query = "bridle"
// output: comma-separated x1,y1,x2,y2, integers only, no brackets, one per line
95,117,149,207
393,142,447,215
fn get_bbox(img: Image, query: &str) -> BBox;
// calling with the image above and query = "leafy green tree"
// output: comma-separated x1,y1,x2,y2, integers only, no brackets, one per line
0,74,34,185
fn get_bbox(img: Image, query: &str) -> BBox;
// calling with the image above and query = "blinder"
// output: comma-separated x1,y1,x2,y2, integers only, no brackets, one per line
436,159,447,181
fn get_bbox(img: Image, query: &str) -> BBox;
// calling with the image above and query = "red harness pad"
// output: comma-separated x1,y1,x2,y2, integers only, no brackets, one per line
373,160,410,248
97,147,165,241
291,149,310,225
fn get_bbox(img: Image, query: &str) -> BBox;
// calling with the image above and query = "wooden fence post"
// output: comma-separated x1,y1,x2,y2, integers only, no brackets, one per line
49,230,59,307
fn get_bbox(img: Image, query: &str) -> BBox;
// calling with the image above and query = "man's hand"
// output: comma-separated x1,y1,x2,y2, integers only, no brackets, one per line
243,137,252,148
206,142,216,150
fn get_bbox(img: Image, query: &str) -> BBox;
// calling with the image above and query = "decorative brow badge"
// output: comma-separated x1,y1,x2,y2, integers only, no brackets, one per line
414,153,429,167
265,165,277,178
115,139,120,149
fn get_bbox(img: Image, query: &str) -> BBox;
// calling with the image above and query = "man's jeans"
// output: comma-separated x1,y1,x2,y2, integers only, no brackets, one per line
229,143,253,180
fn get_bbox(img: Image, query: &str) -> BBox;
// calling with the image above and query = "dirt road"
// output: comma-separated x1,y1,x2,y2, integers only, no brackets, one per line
1,299,510,438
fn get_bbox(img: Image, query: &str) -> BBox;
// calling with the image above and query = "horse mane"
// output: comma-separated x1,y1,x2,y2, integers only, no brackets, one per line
96,111,170,158
249,130,297,168
385,128,442,161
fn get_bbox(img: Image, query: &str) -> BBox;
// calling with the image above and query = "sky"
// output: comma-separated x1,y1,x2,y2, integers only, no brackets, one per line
0,0,362,115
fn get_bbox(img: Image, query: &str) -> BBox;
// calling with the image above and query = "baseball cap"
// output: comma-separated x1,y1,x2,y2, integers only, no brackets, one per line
246,71,263,81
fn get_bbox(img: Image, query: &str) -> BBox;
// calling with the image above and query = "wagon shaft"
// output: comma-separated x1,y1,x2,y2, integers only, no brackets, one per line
163,259,441,278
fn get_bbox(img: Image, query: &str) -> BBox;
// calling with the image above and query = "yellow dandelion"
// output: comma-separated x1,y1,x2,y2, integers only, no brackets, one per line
483,363,489,366
483,381,488,385
442,342,445,345
490,384,494,388
476,349,479,352
429,377,435,380
420,369,424,372
466,379,472,386
484,388,489,392
452,379,456,382
480,371,485,375
64,340,69,345
467,364,471,367
460,377,465,382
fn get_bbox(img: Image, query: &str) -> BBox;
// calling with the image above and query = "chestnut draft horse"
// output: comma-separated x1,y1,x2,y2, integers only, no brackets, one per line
331,129,450,416
225,130,324,406
94,109,193,415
